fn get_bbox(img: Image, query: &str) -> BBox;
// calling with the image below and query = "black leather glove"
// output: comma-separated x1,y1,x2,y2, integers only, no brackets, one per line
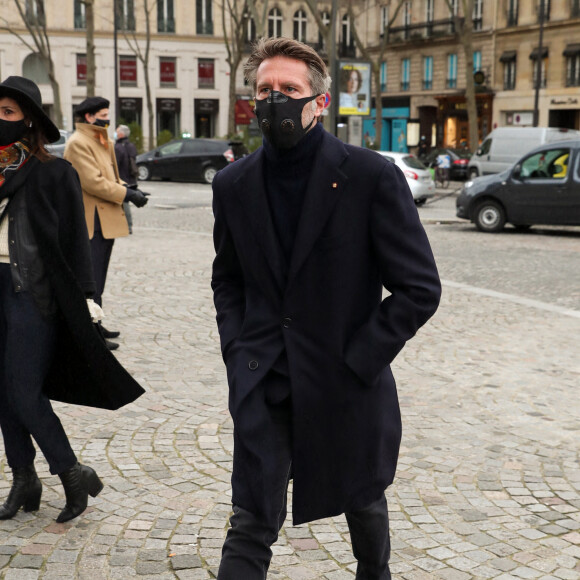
124,187,149,208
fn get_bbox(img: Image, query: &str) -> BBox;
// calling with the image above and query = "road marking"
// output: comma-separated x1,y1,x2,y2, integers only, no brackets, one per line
442,279,580,319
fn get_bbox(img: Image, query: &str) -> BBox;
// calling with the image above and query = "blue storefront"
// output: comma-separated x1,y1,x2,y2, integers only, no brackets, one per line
363,104,410,152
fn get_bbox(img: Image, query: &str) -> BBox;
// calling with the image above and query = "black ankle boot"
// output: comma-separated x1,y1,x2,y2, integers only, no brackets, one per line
0,465,42,519
56,463,104,523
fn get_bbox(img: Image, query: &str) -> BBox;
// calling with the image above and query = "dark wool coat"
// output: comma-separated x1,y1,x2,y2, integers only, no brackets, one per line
14,157,144,410
211,130,441,525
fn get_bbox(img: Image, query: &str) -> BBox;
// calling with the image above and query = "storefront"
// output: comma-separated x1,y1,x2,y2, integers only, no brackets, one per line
156,98,181,139
194,98,219,138
118,98,142,127
548,96,580,130
362,97,410,151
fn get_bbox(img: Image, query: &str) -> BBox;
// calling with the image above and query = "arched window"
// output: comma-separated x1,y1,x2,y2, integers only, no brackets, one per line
341,14,353,52
293,9,307,42
22,53,50,85
318,11,330,46
268,8,282,37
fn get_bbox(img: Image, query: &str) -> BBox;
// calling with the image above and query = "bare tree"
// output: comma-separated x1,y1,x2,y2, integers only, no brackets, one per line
0,0,63,127
444,0,479,152
247,0,268,37
346,0,406,149
116,0,156,149
220,0,249,136
84,0,96,97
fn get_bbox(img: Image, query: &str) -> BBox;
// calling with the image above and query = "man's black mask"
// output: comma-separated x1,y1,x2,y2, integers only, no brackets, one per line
254,91,319,150
93,118,110,128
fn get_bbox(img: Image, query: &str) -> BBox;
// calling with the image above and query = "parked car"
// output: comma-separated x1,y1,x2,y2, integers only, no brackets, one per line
376,151,435,205
467,126,580,179
422,147,471,180
456,139,580,232
45,129,72,158
136,138,248,184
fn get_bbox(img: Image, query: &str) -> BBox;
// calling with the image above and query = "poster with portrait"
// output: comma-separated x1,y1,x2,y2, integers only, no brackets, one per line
338,61,371,116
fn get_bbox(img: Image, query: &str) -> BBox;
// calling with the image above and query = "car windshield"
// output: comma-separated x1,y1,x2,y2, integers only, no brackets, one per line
159,141,183,156
402,155,427,170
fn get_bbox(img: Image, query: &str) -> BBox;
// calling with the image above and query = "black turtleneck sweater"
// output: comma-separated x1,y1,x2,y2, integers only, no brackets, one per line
263,123,324,264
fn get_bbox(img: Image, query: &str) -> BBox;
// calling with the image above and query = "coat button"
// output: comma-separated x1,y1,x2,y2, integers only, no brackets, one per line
248,360,259,370
282,317,292,328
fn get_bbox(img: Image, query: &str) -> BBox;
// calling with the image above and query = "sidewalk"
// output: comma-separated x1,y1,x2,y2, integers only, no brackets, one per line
0,205,578,580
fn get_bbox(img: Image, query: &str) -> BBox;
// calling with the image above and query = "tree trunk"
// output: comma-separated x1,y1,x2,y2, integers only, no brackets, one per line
47,61,63,128
228,63,239,136
461,20,479,152
372,62,382,149
144,65,154,150
86,0,96,97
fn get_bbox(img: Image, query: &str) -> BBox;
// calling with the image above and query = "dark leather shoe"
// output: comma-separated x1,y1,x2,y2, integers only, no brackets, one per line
56,463,103,523
100,326,120,339
0,465,42,519
105,339,119,351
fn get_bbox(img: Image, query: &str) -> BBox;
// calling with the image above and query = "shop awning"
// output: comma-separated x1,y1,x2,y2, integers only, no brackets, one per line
499,50,517,62
563,43,580,57
235,99,255,125
529,47,549,60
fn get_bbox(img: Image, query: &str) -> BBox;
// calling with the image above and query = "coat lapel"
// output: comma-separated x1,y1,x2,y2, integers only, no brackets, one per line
234,150,287,294
288,133,349,284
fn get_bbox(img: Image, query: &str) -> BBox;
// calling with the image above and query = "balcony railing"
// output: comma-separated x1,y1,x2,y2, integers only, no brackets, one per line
507,10,518,26
388,17,464,42
158,18,175,33
196,21,214,35
400,81,410,91
446,78,457,88
422,80,432,90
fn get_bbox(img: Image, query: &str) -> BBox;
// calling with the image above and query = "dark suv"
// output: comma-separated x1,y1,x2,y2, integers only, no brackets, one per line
456,139,580,232
136,138,248,184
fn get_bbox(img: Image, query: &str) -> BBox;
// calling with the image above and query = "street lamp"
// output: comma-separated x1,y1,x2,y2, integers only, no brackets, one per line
113,0,120,125
532,0,545,127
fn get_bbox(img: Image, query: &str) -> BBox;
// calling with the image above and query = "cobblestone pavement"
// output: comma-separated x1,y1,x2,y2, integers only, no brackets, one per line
1,192,579,579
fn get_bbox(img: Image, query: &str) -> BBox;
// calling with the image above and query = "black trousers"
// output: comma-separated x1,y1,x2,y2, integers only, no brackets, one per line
0,264,77,475
90,211,115,307
218,377,391,580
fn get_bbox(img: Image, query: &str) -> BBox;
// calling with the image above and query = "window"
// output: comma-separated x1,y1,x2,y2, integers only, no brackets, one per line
423,56,433,90
503,60,516,90
74,0,85,29
268,8,282,37
198,59,214,89
160,57,176,87
380,61,387,91
538,0,550,21
76,54,87,86
425,0,434,36
572,0,580,17
473,50,482,73
530,49,548,88
293,9,307,42
564,46,580,86
26,0,45,25
119,55,137,86
158,0,175,33
380,5,389,36
403,2,411,39
401,58,410,91
22,53,49,84
116,0,135,31
507,0,518,26
449,0,458,32
196,0,213,35
472,0,483,30
520,148,569,179
319,11,330,46
447,53,457,88
245,17,256,44
341,14,352,47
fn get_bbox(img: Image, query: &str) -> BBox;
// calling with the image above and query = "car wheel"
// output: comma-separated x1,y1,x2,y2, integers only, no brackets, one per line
203,166,217,184
138,164,150,181
414,198,427,206
469,167,479,179
474,200,506,233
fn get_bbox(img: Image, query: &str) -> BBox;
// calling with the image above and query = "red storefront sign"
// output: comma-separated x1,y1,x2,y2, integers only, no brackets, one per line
120,56,137,84
198,59,214,87
160,59,176,85
77,55,87,83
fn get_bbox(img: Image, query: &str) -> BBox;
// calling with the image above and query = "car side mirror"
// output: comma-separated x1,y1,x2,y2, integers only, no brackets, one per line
475,147,483,156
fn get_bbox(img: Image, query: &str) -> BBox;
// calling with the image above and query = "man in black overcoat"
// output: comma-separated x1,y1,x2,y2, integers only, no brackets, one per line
211,37,442,579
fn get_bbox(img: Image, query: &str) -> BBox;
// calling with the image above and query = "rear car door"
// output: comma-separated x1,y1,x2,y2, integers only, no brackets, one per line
154,141,184,179
502,147,573,224
180,140,205,180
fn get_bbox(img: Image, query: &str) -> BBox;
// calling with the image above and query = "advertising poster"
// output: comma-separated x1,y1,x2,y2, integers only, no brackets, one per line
338,61,371,116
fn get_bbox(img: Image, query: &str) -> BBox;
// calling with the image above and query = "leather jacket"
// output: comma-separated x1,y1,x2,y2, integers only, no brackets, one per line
6,184,57,316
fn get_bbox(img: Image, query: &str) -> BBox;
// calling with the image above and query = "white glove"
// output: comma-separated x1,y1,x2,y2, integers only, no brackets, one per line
86,298,105,323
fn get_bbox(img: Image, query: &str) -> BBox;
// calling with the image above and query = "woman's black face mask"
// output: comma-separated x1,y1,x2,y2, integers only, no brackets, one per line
0,119,28,147
254,91,319,150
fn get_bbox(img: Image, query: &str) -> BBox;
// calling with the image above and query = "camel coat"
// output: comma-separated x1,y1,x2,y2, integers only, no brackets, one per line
64,123,129,239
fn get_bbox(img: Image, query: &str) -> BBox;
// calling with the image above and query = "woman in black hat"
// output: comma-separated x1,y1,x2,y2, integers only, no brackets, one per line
0,76,144,523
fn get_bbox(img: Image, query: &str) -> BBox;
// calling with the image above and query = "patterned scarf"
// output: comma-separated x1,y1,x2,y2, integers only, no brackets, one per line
0,141,31,193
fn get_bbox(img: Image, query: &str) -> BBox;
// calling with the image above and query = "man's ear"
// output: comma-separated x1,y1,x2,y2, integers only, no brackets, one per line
313,93,327,119
84,112,93,124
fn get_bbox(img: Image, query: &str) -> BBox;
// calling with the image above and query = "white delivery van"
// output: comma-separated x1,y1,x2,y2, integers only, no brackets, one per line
467,127,580,178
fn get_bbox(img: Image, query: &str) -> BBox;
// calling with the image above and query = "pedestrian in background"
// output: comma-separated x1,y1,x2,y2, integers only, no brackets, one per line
114,124,138,234
64,98,148,349
211,38,441,579
0,76,144,523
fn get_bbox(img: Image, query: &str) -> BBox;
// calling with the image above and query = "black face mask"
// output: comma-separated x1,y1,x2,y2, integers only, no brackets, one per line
93,118,110,128
254,91,319,150
0,119,28,147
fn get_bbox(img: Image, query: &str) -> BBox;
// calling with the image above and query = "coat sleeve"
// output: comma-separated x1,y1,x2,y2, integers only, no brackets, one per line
211,178,246,361
65,137,127,204
344,162,441,385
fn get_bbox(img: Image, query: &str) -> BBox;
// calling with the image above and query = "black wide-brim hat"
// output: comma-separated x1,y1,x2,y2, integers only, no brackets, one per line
0,76,61,143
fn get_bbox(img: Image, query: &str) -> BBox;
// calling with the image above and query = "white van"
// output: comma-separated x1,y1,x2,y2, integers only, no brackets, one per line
467,127,580,178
